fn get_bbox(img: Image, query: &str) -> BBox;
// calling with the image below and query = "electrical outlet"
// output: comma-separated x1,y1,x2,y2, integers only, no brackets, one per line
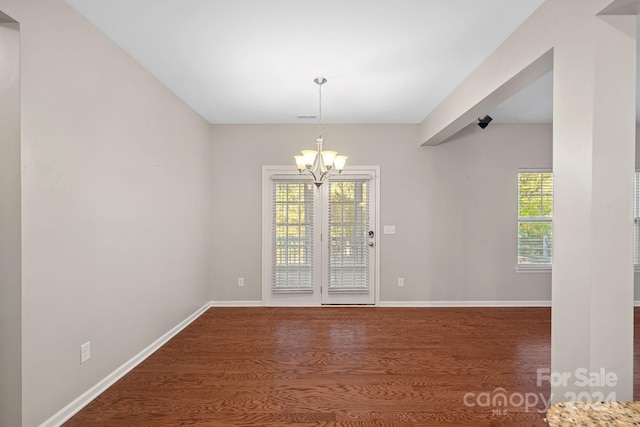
237,277,245,287
80,341,91,364
398,278,405,287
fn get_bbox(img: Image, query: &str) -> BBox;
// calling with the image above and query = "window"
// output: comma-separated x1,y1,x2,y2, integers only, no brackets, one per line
328,178,370,292
272,179,315,292
518,171,553,267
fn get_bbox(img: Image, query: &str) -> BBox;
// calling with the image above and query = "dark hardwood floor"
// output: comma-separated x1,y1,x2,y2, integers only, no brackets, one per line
62,306,633,426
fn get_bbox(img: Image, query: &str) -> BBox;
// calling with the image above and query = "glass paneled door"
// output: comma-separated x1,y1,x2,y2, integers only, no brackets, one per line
262,167,378,306
321,176,376,304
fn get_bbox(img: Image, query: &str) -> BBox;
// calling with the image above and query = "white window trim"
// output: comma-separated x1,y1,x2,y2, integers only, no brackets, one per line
516,169,553,273
516,169,640,273
515,266,552,273
262,166,321,305
261,165,381,305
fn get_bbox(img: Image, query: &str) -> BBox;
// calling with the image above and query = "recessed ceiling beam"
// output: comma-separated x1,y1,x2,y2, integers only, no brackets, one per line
0,11,16,23
598,0,640,14
418,0,622,146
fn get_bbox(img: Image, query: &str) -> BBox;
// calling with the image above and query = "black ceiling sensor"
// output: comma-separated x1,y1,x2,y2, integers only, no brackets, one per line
477,115,493,129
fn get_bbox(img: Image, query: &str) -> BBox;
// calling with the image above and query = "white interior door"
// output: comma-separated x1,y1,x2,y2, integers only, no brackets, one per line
262,167,378,306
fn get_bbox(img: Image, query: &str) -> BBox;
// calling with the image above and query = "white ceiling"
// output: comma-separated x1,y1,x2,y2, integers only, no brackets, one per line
65,0,553,124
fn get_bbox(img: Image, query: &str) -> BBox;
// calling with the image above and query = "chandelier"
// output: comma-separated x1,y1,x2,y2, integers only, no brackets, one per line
295,77,347,189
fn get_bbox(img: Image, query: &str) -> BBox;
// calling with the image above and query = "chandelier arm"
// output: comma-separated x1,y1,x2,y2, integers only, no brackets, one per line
306,169,319,183
318,157,327,175
312,151,322,173
318,170,331,183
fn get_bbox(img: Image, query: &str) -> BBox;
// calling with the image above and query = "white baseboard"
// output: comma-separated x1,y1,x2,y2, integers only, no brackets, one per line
378,301,639,308
40,302,212,427
378,300,552,307
210,300,556,308
210,300,554,307
209,300,263,307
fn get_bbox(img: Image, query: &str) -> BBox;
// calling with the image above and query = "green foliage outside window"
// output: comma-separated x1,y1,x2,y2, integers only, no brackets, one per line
518,172,553,265
274,182,313,266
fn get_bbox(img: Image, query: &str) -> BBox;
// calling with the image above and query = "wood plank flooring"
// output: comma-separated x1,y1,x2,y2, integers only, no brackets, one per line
64,307,565,426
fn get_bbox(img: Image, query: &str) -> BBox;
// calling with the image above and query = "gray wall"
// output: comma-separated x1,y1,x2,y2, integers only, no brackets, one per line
0,19,21,427
0,0,213,425
426,123,553,301
210,123,554,303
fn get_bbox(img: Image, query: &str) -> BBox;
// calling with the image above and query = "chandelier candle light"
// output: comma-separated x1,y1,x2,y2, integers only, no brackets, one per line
295,77,347,189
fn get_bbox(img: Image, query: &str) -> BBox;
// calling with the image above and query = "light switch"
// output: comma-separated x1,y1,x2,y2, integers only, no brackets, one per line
80,342,91,364
383,225,396,235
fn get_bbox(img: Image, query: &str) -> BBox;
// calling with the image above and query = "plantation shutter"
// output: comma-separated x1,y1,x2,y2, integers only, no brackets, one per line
272,178,315,293
328,177,370,292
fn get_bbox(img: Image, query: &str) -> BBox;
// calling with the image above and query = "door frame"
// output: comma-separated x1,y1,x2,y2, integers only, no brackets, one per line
321,169,378,305
261,165,380,306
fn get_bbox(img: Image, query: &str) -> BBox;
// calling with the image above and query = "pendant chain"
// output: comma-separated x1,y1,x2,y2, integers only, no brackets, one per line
318,82,322,139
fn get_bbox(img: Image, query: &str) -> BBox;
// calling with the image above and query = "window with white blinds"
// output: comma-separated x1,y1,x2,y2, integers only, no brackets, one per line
328,179,370,292
518,171,553,267
272,179,315,292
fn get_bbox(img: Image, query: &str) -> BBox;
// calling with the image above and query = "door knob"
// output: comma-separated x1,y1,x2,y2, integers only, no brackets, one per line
368,241,375,247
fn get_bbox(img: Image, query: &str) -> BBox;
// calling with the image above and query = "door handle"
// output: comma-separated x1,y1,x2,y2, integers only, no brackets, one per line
368,241,375,247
